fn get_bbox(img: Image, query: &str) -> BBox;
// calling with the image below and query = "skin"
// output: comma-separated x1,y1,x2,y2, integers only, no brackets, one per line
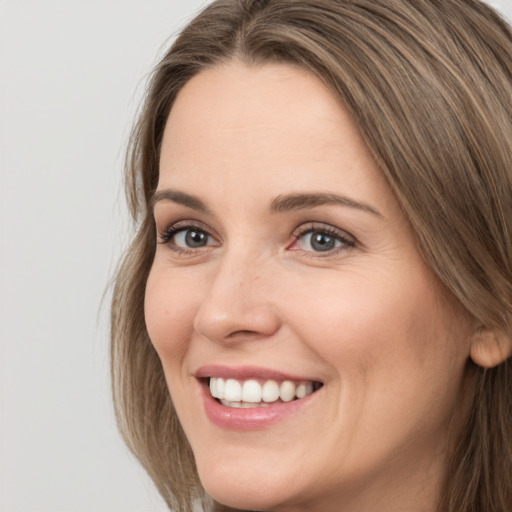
145,61,476,512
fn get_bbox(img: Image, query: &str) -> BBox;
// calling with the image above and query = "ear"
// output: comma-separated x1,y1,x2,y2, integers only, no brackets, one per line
470,325,512,368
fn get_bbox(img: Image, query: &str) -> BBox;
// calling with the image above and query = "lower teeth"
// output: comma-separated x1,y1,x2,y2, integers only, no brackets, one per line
219,399,274,408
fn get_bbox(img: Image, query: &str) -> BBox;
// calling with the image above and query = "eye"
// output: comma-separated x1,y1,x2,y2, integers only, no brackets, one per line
290,224,355,254
159,222,218,253
299,231,341,252
174,228,212,248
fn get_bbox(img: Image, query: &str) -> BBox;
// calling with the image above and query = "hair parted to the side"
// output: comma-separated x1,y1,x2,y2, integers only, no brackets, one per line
110,1,512,510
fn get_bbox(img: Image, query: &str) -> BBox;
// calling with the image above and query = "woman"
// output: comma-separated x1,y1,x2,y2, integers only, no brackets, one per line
111,1,512,511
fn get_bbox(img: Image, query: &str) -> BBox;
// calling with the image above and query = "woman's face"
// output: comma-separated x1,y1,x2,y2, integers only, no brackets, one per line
145,62,474,512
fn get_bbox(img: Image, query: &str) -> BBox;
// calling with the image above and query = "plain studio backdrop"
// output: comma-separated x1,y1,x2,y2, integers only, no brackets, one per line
1,1,511,511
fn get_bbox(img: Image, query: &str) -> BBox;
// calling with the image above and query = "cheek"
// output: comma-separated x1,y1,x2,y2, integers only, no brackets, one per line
285,267,472,462
144,266,197,364
284,263,469,382
284,272,401,351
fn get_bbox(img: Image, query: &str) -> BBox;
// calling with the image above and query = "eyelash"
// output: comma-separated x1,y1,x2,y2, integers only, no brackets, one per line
158,221,355,256
158,220,216,255
290,223,355,256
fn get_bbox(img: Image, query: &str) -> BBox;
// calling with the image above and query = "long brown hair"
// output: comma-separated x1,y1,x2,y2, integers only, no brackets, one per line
111,1,512,510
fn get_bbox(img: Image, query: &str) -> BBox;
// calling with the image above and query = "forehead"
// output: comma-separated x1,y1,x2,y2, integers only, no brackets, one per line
161,62,348,163
158,61,393,213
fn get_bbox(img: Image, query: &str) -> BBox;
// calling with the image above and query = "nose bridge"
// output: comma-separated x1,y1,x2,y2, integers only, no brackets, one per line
193,245,280,343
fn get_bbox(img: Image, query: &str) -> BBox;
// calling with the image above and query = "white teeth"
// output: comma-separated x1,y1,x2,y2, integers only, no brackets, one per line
262,380,280,402
296,382,313,399
208,377,318,405
224,379,242,402
242,379,261,403
209,378,217,398
216,377,225,398
220,400,272,408
279,381,295,402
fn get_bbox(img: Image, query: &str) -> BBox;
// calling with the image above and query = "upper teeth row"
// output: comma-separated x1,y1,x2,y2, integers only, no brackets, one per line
209,377,315,403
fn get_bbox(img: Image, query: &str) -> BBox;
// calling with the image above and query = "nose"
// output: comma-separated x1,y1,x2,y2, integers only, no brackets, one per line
193,252,281,345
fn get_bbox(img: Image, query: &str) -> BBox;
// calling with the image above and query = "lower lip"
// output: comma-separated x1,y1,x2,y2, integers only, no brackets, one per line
200,382,316,431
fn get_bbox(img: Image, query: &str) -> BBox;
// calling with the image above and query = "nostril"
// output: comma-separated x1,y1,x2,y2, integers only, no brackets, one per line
227,329,260,338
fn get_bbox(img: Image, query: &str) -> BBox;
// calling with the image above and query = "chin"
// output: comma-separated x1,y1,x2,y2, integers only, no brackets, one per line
197,462,295,512
203,481,279,511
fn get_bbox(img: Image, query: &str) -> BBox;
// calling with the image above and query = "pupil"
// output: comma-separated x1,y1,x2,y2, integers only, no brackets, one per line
311,232,335,252
185,230,207,248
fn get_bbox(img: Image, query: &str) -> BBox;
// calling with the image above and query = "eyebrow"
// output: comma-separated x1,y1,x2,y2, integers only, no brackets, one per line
151,189,211,213
270,192,382,217
152,189,382,218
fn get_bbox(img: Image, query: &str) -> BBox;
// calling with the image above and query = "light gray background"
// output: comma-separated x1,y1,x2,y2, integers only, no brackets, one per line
1,1,511,511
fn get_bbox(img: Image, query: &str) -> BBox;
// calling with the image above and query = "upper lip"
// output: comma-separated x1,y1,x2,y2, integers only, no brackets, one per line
195,365,322,383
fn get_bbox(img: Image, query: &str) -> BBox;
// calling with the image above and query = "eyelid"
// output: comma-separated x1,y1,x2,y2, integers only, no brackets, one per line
156,218,356,258
158,219,219,248
292,222,355,241
289,222,356,254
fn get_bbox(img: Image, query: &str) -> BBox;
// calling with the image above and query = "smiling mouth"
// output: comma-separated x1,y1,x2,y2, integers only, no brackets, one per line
207,377,323,408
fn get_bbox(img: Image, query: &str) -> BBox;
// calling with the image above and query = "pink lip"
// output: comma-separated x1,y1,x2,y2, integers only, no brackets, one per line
200,384,315,430
195,365,321,431
195,365,318,382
